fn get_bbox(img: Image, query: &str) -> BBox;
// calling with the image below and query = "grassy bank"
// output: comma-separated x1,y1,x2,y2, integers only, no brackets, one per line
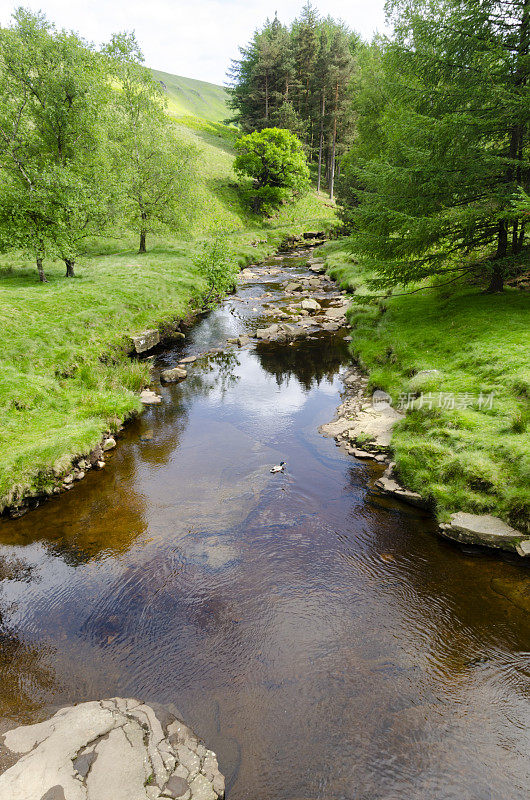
323,239,530,533
0,112,335,511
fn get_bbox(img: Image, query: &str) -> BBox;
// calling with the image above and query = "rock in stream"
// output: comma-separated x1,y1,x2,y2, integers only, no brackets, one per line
0,699,225,800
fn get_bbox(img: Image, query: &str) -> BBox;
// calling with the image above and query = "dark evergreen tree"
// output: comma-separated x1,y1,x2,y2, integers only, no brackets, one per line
342,0,530,291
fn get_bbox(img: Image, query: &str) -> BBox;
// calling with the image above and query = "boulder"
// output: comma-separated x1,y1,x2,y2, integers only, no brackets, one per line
285,282,303,292
439,512,529,554
179,356,197,364
237,334,251,346
102,437,117,451
375,464,430,510
0,699,225,800
325,305,347,321
140,390,162,404
130,330,160,354
301,298,321,313
255,324,279,340
161,367,187,383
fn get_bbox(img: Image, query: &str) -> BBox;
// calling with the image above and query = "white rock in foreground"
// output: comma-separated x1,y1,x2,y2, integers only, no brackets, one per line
0,699,225,800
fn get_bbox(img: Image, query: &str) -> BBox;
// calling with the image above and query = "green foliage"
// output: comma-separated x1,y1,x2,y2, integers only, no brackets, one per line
338,0,530,290
105,33,200,253
0,8,115,279
228,5,358,197
234,127,310,214
193,236,237,304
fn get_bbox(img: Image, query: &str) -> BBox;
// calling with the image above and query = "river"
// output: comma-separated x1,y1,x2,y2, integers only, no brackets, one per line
0,247,529,799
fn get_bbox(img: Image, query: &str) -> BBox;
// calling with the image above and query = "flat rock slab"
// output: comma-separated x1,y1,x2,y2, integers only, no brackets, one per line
439,512,530,555
325,306,347,321
0,699,225,800
321,404,403,448
130,330,160,354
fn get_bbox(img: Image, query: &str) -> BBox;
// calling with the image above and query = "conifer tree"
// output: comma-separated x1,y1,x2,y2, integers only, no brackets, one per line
342,0,530,291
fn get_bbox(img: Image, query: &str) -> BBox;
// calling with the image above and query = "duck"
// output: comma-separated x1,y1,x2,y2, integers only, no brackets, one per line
270,461,286,473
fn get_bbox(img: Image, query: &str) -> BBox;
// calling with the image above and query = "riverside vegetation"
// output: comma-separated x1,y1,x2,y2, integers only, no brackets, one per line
1,0,529,536
230,0,529,533
0,9,333,511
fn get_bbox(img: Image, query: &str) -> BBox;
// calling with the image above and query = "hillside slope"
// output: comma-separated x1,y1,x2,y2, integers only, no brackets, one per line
152,69,230,122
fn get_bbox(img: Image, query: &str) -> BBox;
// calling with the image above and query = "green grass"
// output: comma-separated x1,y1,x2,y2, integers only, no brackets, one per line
0,113,336,510
323,239,530,533
151,70,230,122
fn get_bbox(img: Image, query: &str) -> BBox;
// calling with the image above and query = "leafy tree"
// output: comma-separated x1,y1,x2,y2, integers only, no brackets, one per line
0,8,113,280
234,127,310,214
106,33,198,252
194,235,237,305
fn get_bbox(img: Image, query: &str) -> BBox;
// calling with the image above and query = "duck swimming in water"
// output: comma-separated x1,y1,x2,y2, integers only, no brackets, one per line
270,461,286,473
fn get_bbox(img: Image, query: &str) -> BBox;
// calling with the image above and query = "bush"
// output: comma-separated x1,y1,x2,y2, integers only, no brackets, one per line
194,237,237,305
234,127,310,215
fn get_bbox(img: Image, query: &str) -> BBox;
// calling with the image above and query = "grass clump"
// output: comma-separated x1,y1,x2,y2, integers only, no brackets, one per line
323,239,530,532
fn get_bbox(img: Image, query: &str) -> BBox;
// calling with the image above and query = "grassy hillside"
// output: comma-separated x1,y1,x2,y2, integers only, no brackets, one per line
0,111,336,511
152,69,230,122
323,240,530,533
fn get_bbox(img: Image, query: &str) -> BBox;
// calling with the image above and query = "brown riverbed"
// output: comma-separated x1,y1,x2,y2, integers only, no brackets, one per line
0,248,529,799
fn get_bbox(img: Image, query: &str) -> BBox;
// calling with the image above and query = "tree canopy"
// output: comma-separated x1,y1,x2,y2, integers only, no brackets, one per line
337,0,530,292
234,127,310,214
0,10,198,280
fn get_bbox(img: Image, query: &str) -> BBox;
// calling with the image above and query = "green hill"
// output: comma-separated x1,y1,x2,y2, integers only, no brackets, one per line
151,69,230,123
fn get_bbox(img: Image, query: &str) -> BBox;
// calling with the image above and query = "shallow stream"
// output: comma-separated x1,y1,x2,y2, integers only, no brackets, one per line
0,248,529,799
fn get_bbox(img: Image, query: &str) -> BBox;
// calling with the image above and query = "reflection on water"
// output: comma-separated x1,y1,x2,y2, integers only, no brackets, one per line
0,251,529,799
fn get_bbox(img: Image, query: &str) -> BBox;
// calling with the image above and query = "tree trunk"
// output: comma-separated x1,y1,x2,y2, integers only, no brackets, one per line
487,263,504,293
496,219,508,259
139,210,147,253
317,99,325,193
329,82,338,200
36,256,47,283
65,258,75,277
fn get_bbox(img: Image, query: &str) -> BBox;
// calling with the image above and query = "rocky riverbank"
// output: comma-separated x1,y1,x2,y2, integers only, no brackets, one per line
0,699,225,800
1,233,332,520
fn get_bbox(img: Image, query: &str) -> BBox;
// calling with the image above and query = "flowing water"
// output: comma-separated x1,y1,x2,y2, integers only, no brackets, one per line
0,249,529,799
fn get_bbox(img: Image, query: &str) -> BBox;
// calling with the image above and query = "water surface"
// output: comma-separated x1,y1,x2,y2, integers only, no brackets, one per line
0,249,529,799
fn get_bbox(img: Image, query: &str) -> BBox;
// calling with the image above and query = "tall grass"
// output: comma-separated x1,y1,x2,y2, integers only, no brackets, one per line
323,240,530,532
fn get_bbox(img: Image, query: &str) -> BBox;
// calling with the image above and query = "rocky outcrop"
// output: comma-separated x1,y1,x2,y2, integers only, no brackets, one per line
320,374,403,452
439,513,530,556
0,699,225,800
130,330,160,354
375,463,431,510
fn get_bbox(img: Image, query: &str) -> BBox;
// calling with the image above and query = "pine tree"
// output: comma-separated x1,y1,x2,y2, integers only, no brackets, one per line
343,0,530,291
